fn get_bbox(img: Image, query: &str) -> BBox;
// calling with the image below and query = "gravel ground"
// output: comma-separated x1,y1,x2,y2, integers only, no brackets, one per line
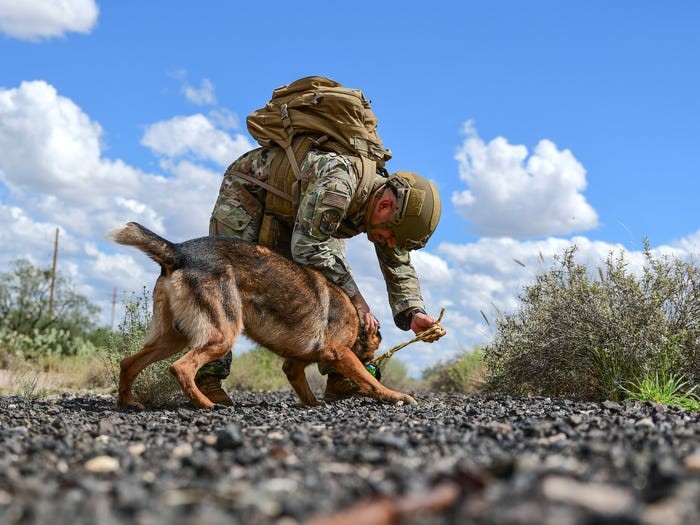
1,391,699,525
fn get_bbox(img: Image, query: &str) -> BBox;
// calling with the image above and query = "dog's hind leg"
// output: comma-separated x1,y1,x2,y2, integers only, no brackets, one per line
117,327,188,409
321,346,417,405
282,358,319,406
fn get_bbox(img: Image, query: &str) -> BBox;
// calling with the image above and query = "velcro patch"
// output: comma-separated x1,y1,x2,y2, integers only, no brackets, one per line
321,190,349,209
319,209,341,234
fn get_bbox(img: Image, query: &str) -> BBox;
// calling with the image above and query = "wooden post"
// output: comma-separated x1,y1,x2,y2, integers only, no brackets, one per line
111,288,117,330
48,228,59,320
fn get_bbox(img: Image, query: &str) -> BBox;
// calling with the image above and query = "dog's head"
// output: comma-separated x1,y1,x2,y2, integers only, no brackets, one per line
352,327,382,364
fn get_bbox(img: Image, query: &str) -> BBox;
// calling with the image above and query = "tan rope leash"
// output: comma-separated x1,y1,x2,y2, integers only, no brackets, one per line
370,308,446,368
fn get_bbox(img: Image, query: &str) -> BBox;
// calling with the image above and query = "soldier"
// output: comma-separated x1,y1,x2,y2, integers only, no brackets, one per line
197,145,444,404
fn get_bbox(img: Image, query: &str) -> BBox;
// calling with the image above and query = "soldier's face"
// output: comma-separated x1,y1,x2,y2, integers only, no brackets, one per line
368,189,398,247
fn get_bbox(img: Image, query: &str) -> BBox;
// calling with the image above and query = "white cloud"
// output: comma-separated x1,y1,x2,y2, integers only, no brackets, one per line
0,0,98,41
182,78,217,106
0,81,248,242
209,108,240,130
452,122,599,238
139,160,222,239
671,230,700,256
0,80,252,329
141,114,254,167
0,204,64,266
0,81,142,210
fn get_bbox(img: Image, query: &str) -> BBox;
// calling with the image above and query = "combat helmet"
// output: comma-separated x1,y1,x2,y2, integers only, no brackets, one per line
372,172,442,250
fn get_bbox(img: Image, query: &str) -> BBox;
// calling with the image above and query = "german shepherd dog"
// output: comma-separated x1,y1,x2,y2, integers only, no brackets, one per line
109,222,417,409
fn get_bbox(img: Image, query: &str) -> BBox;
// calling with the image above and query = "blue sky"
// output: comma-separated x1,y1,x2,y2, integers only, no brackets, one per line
1,1,699,376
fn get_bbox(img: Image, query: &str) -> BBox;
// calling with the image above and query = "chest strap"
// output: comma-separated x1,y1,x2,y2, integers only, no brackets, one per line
230,170,293,202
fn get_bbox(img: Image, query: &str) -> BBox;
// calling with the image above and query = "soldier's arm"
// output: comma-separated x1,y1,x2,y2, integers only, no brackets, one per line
290,154,363,300
375,245,444,340
374,243,426,329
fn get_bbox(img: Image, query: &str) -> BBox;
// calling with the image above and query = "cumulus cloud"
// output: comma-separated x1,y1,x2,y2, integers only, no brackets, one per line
0,0,99,41
0,204,69,266
0,81,255,242
452,122,599,238
141,114,254,166
0,80,258,330
671,230,700,256
0,81,141,208
182,78,217,106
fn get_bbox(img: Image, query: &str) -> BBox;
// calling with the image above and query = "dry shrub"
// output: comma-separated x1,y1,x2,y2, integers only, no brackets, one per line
484,244,700,400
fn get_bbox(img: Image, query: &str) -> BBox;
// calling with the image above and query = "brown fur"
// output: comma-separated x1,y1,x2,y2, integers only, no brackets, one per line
108,222,416,409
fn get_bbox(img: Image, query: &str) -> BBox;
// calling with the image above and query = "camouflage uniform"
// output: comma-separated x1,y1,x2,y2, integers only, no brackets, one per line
200,147,425,378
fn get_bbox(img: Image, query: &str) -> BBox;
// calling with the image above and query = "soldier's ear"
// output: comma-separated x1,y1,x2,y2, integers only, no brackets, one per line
378,196,393,211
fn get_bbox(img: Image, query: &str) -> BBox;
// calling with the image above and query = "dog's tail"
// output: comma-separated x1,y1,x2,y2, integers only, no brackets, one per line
108,222,177,270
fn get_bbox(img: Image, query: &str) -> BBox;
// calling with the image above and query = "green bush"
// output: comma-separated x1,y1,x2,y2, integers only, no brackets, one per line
423,349,485,393
484,244,700,402
226,346,290,392
103,288,184,406
0,258,101,358
0,325,96,360
378,358,419,391
226,347,417,395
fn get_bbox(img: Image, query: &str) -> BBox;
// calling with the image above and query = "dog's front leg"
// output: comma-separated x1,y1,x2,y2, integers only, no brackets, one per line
282,359,320,406
321,346,417,405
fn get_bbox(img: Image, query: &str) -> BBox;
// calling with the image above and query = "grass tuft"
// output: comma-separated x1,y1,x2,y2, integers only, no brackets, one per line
623,368,700,412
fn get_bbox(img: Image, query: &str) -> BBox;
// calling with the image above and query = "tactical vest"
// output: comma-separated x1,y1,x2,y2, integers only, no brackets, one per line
230,147,379,249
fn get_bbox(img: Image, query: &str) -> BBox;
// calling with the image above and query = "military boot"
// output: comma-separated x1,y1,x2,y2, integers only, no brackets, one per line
323,372,360,401
195,374,233,406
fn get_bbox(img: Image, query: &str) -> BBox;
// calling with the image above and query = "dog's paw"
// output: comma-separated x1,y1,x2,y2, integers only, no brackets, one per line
117,400,145,411
395,394,417,406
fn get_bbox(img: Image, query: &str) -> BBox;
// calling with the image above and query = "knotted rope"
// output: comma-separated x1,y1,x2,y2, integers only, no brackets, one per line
370,308,446,368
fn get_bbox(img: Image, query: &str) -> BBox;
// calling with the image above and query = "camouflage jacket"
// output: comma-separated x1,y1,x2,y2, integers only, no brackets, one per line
216,147,425,329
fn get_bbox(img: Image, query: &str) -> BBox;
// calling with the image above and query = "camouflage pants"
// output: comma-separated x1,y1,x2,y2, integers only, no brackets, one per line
198,149,292,379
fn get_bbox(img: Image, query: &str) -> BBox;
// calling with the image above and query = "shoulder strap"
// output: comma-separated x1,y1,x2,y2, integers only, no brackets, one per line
230,170,293,202
347,156,378,216
235,150,378,217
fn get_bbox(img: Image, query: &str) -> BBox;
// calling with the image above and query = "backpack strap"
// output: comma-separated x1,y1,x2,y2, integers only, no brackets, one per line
233,149,378,220
347,156,378,216
229,170,293,202
278,104,302,181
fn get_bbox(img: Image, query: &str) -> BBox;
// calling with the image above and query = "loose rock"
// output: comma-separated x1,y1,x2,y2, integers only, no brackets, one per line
0,392,698,524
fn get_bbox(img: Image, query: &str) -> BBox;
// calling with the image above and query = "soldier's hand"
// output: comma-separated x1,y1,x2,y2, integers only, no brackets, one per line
363,311,380,334
350,292,380,334
410,312,446,342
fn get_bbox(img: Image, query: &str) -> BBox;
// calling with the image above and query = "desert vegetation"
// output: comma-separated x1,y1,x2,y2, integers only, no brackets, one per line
1,247,698,412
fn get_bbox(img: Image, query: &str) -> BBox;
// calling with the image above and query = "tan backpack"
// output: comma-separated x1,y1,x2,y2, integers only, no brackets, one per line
242,77,392,221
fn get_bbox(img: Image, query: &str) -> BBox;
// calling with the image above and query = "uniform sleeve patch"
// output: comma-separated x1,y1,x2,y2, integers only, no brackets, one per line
321,190,350,209
319,209,342,234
